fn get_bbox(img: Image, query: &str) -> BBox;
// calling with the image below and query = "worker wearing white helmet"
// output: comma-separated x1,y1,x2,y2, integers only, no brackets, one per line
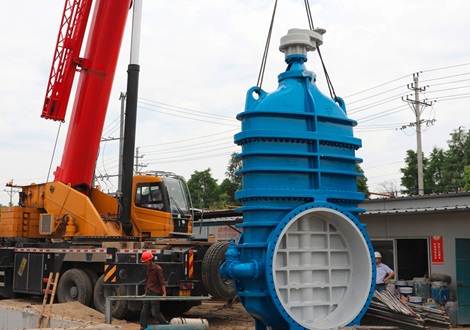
375,251,395,292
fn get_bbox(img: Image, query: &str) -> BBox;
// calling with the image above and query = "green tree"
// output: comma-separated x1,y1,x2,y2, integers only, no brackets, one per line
218,178,240,207
219,152,242,206
442,127,470,192
464,165,470,192
399,126,470,195
425,147,446,193
225,152,242,187
356,164,369,198
187,168,219,209
400,149,420,195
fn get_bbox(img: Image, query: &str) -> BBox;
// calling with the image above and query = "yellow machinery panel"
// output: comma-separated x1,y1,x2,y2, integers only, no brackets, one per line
0,207,42,238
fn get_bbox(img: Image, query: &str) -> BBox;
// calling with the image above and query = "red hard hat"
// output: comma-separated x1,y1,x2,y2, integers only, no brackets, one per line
141,251,153,263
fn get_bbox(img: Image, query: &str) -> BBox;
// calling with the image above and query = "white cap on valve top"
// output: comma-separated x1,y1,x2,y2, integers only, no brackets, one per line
279,28,326,57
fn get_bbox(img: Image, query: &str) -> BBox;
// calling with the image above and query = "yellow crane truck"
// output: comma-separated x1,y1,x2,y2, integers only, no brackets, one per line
0,0,234,319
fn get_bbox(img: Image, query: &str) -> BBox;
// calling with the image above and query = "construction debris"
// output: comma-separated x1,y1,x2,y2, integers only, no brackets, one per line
361,290,451,329
406,303,452,329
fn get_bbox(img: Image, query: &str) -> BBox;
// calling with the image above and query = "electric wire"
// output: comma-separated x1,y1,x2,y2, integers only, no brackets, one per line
346,85,406,106
139,105,238,127
349,92,412,114
420,72,470,83
142,141,234,156
139,98,234,120
423,85,470,95
428,78,470,87
146,151,240,164
102,115,121,137
421,62,470,73
343,74,410,99
139,129,238,149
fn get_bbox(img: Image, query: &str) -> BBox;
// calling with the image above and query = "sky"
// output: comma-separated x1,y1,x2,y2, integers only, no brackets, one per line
1,0,470,206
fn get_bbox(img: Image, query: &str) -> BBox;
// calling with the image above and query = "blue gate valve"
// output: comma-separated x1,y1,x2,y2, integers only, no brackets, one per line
222,27,375,330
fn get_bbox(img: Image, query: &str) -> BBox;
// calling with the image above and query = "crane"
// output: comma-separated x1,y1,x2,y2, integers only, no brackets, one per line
0,0,235,319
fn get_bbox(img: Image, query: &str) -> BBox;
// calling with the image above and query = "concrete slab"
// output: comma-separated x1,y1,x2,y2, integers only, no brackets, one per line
0,299,124,330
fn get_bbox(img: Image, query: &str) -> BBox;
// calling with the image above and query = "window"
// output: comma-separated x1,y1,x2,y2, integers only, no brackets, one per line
163,177,190,214
135,183,164,210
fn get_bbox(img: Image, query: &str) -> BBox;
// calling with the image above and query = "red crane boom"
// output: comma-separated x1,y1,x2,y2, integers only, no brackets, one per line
43,0,131,191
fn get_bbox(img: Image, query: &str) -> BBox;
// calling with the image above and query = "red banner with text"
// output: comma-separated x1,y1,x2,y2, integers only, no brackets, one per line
431,236,444,264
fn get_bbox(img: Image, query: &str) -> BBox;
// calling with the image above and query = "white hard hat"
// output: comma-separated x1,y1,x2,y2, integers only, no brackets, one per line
374,251,382,258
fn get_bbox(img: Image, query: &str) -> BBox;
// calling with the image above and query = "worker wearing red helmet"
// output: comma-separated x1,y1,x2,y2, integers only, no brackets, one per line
140,251,168,329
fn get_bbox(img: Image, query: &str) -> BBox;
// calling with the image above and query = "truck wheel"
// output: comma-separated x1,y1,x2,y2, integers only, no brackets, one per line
57,268,93,307
202,241,236,300
82,268,99,308
93,274,128,319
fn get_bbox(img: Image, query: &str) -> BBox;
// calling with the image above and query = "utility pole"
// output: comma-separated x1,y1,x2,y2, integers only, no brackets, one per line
402,72,433,196
134,147,148,174
4,180,19,210
96,92,126,194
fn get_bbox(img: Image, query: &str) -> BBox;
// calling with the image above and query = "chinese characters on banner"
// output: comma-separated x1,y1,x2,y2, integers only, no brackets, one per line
216,226,240,241
431,236,444,264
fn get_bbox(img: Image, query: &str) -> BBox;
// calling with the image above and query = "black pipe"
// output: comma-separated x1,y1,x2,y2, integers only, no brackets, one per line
120,63,140,235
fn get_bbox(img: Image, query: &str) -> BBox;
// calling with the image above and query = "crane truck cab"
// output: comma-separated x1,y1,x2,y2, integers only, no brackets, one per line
132,173,192,237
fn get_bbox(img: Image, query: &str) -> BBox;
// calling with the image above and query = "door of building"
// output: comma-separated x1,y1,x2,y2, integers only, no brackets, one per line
456,238,470,324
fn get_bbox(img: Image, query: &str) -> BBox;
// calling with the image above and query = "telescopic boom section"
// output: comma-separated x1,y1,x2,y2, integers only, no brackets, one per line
41,0,93,122
51,0,131,192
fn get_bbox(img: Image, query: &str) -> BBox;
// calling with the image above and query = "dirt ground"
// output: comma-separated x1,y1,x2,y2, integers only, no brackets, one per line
0,298,254,329
1,297,468,329
120,300,255,330
178,300,255,330
122,301,254,330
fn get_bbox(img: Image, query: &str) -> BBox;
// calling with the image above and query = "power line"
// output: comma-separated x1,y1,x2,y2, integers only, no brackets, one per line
144,145,239,163
421,62,470,73
147,150,239,165
424,76,470,86
139,98,235,119
143,141,234,156
356,105,409,123
423,72,470,82
346,85,405,106
343,74,410,99
435,94,470,102
139,105,239,127
425,85,470,95
139,129,238,149
362,161,404,170
349,91,411,114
